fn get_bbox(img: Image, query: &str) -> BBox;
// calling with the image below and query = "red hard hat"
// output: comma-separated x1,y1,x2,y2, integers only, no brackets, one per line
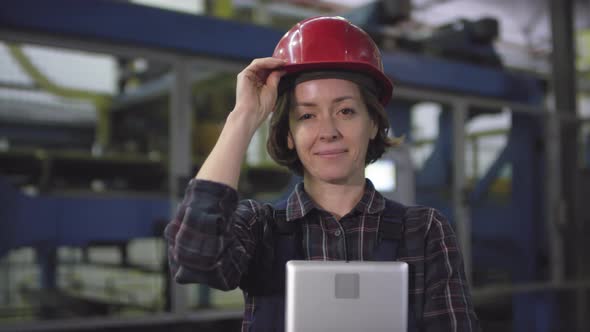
273,16,393,106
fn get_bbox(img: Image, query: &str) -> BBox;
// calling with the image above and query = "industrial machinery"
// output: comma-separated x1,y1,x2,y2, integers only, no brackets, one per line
1,1,588,331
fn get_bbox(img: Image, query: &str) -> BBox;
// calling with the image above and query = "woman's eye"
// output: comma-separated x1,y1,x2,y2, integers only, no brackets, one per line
299,113,313,121
340,108,356,116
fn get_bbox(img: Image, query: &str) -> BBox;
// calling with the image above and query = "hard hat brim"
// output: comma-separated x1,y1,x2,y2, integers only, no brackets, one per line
280,61,393,106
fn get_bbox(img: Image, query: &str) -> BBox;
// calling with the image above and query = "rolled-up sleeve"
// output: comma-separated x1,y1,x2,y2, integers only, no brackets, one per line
422,208,480,331
164,179,265,291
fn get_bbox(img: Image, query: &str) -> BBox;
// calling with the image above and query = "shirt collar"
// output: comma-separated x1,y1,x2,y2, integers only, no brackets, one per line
353,179,386,215
284,179,386,221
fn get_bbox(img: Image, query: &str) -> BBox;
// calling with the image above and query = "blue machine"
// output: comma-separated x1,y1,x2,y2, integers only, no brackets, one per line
0,0,553,330
392,94,550,331
0,177,170,289
384,51,550,331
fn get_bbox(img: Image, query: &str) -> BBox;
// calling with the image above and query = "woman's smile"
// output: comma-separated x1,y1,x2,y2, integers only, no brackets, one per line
314,148,348,157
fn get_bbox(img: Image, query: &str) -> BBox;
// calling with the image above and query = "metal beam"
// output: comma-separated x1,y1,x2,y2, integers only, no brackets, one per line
0,0,282,61
1,0,546,102
0,309,242,332
549,0,582,330
472,279,590,299
168,60,194,314
451,100,471,285
544,110,564,281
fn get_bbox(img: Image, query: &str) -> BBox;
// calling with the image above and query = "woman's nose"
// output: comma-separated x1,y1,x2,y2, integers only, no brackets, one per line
318,118,340,141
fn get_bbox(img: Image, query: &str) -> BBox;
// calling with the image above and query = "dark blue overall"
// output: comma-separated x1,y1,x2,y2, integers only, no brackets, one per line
239,199,420,331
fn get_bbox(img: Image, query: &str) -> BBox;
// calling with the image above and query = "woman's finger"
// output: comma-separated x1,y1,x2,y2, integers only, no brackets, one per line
249,57,286,70
266,69,287,91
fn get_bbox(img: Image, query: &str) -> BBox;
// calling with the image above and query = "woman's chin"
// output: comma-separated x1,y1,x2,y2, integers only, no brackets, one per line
305,170,363,185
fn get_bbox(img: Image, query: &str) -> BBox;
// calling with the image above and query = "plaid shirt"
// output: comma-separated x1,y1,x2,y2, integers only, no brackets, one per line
165,179,479,331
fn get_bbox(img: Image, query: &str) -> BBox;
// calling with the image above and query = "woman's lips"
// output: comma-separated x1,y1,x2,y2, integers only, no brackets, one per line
315,148,347,156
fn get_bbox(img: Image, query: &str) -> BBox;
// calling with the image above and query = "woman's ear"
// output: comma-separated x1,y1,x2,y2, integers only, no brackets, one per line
370,120,378,140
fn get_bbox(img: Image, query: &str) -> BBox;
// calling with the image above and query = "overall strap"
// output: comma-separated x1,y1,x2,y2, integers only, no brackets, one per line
272,198,301,240
239,200,302,296
380,199,406,239
240,201,301,331
272,199,304,263
373,199,406,260
374,200,421,332
399,206,427,330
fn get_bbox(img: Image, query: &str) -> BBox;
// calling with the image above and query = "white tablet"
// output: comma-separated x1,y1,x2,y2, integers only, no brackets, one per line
286,260,409,332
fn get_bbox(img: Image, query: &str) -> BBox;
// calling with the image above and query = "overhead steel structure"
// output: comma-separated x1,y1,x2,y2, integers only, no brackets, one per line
1,0,588,331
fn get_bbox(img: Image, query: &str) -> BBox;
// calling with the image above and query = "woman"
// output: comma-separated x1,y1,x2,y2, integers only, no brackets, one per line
165,16,479,331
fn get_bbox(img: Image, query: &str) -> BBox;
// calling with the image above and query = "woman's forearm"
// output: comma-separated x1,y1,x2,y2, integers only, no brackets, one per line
164,179,258,291
195,108,258,189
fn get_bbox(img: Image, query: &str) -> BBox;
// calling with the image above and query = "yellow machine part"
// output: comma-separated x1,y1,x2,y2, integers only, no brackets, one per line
8,44,113,149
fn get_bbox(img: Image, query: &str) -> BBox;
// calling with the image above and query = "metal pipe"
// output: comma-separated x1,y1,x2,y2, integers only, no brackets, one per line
0,30,245,72
395,86,554,116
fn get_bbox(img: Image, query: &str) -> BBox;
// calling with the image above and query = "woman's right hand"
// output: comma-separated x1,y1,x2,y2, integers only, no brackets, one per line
233,57,286,132
195,58,285,188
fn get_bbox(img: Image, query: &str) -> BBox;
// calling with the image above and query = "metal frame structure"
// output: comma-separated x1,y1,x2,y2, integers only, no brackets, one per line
1,0,589,331
392,85,589,332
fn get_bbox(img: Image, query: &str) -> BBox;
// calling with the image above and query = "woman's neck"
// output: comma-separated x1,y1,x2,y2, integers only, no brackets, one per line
303,177,366,220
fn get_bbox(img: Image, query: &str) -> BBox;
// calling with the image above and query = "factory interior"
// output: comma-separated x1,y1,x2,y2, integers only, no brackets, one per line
1,0,590,331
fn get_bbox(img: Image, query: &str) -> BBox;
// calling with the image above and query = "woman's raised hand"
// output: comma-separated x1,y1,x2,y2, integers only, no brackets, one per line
234,57,286,131
195,58,285,187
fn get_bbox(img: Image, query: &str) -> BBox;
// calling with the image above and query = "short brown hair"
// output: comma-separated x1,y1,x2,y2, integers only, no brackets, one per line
267,81,402,176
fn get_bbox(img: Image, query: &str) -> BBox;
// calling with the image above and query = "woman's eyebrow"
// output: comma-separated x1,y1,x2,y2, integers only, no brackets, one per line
294,96,355,108
332,96,354,103
294,101,317,108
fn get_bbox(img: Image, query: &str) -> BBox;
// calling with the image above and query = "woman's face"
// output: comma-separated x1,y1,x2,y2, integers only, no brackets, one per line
287,78,377,185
